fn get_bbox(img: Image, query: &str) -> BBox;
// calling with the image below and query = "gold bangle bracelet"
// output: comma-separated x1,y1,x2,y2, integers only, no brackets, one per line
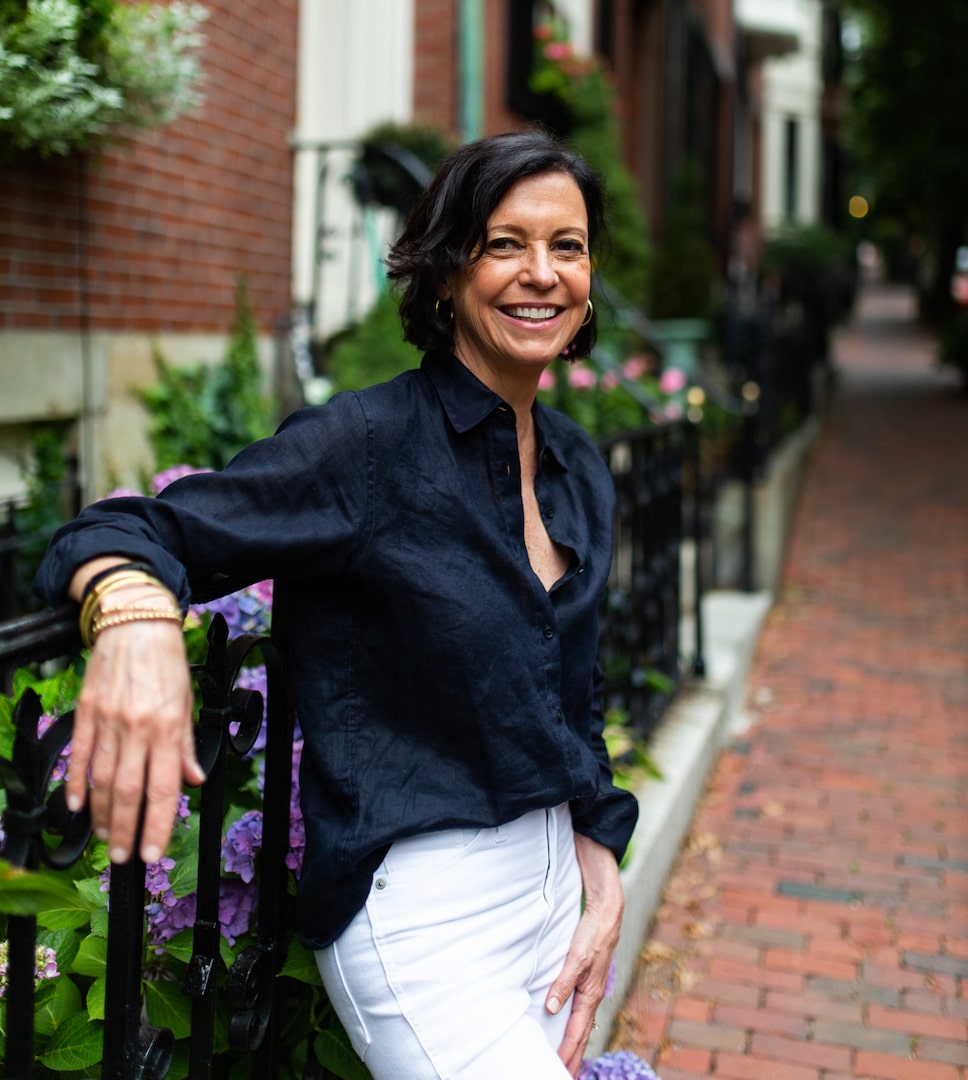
89,606,185,643
79,570,179,647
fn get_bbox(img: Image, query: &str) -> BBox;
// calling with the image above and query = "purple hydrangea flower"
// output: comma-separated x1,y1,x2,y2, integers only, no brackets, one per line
0,942,60,997
222,810,263,883
579,1052,660,1080
37,711,70,783
217,877,259,945
605,959,617,998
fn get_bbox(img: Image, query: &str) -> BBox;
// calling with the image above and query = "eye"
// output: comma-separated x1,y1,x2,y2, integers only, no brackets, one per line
486,236,521,253
552,238,587,256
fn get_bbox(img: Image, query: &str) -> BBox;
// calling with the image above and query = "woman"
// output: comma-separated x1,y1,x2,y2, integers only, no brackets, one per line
36,130,638,1078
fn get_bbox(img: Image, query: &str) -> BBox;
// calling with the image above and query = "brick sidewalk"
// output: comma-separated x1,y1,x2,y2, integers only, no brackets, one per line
612,283,968,1079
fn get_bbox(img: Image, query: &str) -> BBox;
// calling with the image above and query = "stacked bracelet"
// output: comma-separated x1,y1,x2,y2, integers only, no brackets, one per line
90,605,185,639
78,565,183,648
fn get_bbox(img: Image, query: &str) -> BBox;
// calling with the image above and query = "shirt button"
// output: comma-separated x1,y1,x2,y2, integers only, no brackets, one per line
543,626,554,639
374,877,387,891
544,505,555,519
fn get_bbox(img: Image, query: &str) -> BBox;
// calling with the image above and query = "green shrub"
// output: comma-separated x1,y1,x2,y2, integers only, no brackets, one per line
0,0,207,158
142,278,273,471
324,291,422,393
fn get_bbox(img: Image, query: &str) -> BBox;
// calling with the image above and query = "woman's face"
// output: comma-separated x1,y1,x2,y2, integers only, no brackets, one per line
444,171,591,387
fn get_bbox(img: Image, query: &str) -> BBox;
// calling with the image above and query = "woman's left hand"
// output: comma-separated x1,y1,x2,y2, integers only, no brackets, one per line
547,833,625,1077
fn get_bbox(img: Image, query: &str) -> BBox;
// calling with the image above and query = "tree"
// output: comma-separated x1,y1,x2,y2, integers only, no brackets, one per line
844,2,968,321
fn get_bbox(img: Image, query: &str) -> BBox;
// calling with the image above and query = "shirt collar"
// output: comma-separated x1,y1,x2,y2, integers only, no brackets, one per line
422,351,570,472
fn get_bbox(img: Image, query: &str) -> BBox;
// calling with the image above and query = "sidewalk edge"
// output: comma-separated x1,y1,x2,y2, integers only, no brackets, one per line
589,589,772,1056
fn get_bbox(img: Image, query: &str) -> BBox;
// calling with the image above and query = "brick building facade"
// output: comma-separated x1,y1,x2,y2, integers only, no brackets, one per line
0,0,299,497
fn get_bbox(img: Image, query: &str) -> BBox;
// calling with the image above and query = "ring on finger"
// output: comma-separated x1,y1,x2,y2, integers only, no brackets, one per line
591,1019,599,1030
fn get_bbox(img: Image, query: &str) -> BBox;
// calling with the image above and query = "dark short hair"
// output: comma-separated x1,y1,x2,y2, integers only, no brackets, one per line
386,129,606,359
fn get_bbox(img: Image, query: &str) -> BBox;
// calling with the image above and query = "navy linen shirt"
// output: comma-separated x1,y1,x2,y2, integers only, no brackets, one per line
37,351,639,948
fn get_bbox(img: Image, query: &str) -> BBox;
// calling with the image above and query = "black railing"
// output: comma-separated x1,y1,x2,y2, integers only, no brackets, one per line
599,420,701,742
0,611,300,1079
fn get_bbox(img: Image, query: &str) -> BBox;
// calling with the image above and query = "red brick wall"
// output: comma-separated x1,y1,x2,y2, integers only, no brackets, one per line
413,0,460,138
0,0,298,335
484,0,521,136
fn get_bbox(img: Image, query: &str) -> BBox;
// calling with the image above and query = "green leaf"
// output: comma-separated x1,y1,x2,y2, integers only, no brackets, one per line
37,927,81,975
143,978,193,1040
71,935,108,977
165,1041,191,1080
35,975,82,1038
158,928,196,964
86,975,107,1021
37,903,94,931
167,824,199,898
314,1026,371,1080
89,906,109,937
38,1012,104,1071
279,941,323,986
0,860,82,915
75,877,109,908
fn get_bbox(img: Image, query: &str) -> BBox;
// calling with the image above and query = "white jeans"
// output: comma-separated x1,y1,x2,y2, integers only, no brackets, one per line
315,804,582,1079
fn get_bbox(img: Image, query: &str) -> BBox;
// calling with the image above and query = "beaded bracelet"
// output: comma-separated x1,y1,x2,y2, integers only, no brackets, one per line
90,604,185,641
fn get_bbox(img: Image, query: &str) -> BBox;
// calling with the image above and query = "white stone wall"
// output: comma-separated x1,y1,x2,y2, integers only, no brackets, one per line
759,0,824,230
292,0,415,342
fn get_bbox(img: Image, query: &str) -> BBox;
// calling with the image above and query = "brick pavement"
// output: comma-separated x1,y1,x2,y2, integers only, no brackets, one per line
611,282,968,1079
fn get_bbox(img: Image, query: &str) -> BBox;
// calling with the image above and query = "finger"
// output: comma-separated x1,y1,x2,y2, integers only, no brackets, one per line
65,702,96,814
140,729,192,864
87,737,121,844
105,730,151,863
180,710,206,788
557,991,597,1073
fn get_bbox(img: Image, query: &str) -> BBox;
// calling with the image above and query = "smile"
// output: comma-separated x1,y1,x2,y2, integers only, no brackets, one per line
503,305,560,321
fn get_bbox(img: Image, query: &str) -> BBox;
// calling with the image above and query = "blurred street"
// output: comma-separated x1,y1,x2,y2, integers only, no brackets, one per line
613,280,968,1079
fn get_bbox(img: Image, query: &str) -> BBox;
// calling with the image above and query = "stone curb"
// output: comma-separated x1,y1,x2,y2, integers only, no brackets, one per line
589,588,773,1056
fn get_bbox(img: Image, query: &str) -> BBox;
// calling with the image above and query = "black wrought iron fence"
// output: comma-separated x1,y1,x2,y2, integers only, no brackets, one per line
0,611,301,1079
598,420,702,742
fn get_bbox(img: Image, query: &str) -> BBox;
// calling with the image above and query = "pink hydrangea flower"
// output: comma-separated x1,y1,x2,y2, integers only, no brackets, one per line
659,367,687,395
567,365,597,391
538,368,557,392
544,42,573,61
622,356,650,380
151,464,214,495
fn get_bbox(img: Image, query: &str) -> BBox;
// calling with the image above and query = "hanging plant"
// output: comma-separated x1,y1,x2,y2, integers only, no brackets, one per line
0,0,207,159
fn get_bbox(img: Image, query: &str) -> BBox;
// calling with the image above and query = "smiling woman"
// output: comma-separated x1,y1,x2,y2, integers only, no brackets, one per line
35,130,637,1080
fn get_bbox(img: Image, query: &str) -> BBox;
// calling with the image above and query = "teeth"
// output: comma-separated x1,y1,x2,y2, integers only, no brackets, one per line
507,306,557,320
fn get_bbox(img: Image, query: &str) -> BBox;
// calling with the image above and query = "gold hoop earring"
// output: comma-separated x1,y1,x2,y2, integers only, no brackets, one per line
580,300,594,328
435,299,454,325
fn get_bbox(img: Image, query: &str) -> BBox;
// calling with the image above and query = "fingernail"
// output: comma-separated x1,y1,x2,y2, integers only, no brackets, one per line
142,844,162,864
66,793,82,813
547,997,560,1015
95,827,109,842
109,847,129,863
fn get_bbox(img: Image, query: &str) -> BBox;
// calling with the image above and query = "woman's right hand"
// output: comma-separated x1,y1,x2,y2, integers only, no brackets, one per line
66,560,205,864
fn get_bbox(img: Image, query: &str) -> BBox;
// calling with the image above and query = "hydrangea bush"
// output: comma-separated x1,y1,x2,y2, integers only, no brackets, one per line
0,465,660,1078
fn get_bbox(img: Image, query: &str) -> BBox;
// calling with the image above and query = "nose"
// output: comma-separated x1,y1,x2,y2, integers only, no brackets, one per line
519,244,558,288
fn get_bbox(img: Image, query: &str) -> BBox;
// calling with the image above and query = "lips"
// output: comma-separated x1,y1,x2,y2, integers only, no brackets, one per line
503,305,560,320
